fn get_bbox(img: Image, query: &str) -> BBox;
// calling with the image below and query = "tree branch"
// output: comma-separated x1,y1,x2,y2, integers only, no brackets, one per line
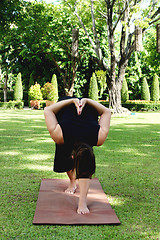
91,0,102,60
149,16,160,25
73,4,96,51
150,6,160,20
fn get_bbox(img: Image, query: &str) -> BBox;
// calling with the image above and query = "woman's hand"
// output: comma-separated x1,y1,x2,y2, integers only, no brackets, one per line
73,98,87,115
79,98,87,115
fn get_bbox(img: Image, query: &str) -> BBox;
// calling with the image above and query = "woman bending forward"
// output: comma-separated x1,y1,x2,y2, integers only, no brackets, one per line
44,97,111,214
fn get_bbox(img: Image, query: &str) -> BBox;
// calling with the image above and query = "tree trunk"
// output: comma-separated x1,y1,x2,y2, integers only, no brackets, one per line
109,84,123,113
157,24,160,53
135,26,143,52
108,61,128,113
4,74,8,102
66,28,79,96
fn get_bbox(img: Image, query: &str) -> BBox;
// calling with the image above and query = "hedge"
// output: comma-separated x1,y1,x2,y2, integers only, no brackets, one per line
99,100,160,111
0,101,24,109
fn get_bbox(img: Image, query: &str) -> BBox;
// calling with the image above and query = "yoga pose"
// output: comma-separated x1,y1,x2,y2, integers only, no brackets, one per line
44,97,111,214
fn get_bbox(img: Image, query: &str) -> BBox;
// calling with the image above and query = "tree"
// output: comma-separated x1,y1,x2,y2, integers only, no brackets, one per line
0,1,89,97
88,72,99,101
151,73,159,101
64,0,160,113
14,72,23,101
121,77,129,103
141,77,150,100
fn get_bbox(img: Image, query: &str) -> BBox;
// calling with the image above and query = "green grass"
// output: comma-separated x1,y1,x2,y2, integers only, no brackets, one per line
0,110,160,240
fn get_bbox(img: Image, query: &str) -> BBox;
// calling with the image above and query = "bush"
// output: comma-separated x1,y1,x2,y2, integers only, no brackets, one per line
0,101,24,109
95,70,107,98
41,82,55,101
51,74,59,102
88,72,99,101
99,100,160,112
123,100,160,111
151,73,159,101
141,77,150,100
28,82,43,100
121,77,129,103
14,72,23,101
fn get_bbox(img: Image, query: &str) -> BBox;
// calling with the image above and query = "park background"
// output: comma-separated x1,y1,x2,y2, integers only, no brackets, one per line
0,0,160,239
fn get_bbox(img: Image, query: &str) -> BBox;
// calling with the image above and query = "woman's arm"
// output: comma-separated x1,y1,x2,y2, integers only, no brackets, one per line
44,98,79,144
80,98,111,146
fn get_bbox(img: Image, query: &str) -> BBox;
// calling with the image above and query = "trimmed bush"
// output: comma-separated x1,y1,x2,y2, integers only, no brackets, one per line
141,77,150,100
28,82,43,100
88,72,99,101
99,100,160,112
14,72,23,101
0,101,24,109
121,77,129,103
151,73,159,101
95,70,107,98
51,74,59,102
123,100,160,111
41,82,55,101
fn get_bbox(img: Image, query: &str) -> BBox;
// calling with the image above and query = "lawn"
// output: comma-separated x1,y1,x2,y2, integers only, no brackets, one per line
0,109,160,240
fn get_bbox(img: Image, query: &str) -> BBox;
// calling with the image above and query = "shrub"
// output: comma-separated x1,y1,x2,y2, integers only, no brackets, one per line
41,82,56,101
14,72,23,101
151,73,159,101
88,72,99,101
28,82,43,100
141,77,150,100
99,100,160,112
0,101,24,109
51,74,59,102
121,77,129,103
95,70,107,98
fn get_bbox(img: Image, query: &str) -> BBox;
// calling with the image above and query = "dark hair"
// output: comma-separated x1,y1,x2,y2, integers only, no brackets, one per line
72,142,96,179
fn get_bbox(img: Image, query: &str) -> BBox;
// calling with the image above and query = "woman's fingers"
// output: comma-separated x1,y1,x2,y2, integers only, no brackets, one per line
73,98,87,115
78,98,86,115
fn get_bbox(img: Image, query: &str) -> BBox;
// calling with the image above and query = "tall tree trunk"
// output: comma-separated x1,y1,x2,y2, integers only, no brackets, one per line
4,73,8,102
66,28,79,96
108,60,128,113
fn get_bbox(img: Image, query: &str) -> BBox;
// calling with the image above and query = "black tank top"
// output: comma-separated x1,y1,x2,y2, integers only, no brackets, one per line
57,103,100,146
53,98,100,172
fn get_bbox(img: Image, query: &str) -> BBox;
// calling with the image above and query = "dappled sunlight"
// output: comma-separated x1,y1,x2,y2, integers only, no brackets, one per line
96,163,109,167
26,153,52,161
29,125,46,129
113,128,123,131
24,164,52,171
115,147,148,156
106,194,125,206
0,151,21,156
36,138,53,143
25,137,52,143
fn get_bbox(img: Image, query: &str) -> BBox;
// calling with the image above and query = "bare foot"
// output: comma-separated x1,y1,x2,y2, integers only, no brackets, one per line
65,182,77,194
77,203,90,214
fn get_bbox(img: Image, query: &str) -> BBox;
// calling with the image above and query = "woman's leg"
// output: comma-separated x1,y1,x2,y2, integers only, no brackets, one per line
65,170,77,194
77,178,90,214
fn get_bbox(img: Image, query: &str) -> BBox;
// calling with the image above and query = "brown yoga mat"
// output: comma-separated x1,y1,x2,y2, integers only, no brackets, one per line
33,178,120,225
